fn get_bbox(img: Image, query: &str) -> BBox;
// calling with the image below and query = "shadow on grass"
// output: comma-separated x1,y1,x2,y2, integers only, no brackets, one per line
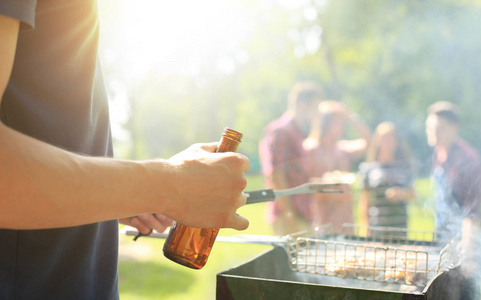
118,259,195,298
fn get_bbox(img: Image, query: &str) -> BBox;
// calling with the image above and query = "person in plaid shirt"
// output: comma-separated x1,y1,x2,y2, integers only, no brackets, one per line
259,82,324,235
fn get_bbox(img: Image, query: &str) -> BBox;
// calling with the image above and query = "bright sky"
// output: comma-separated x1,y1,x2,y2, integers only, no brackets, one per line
98,0,254,150
100,0,252,78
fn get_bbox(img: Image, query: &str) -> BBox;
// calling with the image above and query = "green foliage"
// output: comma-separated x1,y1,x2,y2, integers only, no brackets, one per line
100,0,481,176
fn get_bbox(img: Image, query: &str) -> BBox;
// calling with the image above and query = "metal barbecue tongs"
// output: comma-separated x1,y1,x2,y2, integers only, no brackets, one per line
125,182,349,240
245,182,349,205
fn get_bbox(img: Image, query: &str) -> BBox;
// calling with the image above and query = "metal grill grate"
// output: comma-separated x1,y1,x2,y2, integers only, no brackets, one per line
286,224,460,287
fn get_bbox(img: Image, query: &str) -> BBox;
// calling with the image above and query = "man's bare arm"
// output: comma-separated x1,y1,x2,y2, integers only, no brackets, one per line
0,15,18,97
0,15,249,231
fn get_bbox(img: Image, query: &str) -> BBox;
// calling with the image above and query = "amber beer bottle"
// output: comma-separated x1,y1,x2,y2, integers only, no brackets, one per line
163,128,243,269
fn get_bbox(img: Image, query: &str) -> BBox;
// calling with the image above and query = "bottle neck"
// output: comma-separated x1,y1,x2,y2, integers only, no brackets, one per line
218,128,242,153
223,128,242,142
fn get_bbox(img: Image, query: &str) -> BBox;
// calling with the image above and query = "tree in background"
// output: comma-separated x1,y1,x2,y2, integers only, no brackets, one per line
99,0,481,175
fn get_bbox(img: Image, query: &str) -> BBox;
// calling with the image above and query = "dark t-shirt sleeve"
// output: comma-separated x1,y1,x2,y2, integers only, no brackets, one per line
454,158,481,219
0,0,36,29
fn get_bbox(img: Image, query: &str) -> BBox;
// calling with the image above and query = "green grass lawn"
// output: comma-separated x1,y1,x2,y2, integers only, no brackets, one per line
118,175,435,299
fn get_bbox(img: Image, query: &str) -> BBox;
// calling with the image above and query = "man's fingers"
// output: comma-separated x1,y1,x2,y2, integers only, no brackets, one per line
153,213,173,228
137,214,170,233
237,192,247,208
227,213,249,231
128,216,151,235
197,142,218,153
224,194,249,230
195,143,250,173
238,153,250,172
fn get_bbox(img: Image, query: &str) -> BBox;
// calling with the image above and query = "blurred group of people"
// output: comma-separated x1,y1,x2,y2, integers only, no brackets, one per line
258,81,415,235
259,81,480,235
258,81,481,299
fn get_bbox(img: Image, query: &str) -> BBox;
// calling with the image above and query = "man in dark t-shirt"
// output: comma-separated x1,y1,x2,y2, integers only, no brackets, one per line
0,1,250,299
425,101,481,300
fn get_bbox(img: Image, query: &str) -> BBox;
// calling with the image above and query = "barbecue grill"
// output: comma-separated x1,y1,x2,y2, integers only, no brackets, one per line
216,224,463,300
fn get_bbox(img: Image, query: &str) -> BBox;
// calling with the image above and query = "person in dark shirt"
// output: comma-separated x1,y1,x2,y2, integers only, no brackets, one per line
426,102,481,237
425,101,481,300
0,2,249,299
359,122,416,229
